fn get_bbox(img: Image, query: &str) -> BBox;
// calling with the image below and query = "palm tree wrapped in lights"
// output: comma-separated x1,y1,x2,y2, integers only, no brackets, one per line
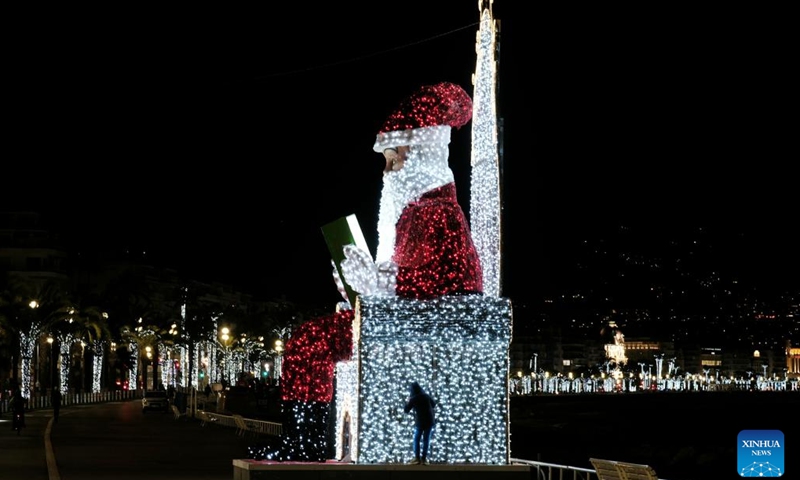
56,329,76,395
216,329,262,385
60,305,110,395
0,277,71,399
153,322,180,389
123,318,165,391
229,336,248,382
163,323,180,388
233,333,268,380
270,327,291,382
126,336,139,391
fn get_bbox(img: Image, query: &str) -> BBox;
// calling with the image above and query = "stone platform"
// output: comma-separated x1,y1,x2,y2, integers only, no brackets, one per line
232,459,531,480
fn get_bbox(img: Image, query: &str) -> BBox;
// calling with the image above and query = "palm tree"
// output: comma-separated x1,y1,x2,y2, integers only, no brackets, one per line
55,302,111,394
181,297,220,389
122,317,172,391
0,275,71,399
101,269,160,391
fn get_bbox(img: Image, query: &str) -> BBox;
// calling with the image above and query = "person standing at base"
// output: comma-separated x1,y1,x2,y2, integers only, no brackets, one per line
51,389,61,423
11,389,26,434
404,382,436,465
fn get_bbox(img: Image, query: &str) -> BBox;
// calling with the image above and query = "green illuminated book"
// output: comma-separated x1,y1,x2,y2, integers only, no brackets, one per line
321,214,371,306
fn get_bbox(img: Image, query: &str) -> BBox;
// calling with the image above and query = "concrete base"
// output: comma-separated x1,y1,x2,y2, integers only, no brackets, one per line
232,459,531,480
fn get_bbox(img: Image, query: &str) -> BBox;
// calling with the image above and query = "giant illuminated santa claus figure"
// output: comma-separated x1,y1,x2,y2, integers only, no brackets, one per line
269,82,482,462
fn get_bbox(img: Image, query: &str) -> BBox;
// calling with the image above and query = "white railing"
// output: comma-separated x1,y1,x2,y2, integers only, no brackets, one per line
0,389,138,414
511,458,599,480
195,410,282,437
511,458,669,480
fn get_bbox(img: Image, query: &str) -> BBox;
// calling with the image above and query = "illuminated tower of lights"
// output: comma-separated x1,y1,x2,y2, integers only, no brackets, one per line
470,0,502,298
333,2,512,465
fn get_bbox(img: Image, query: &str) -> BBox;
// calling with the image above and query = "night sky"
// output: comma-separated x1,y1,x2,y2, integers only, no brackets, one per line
4,4,795,307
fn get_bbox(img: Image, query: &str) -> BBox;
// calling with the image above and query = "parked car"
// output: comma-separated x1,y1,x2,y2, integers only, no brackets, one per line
142,390,170,413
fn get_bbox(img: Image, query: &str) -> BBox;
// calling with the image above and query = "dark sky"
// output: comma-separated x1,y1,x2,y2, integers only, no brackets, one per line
4,4,796,307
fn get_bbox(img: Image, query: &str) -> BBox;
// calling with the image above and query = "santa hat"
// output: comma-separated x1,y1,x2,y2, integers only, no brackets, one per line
373,82,473,153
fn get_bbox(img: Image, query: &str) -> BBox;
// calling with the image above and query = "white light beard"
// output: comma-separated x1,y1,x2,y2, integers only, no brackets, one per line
375,143,454,264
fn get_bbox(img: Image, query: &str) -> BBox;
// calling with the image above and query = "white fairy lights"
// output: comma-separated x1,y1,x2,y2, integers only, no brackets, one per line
91,340,104,393
470,6,502,298
376,125,455,265
335,295,512,464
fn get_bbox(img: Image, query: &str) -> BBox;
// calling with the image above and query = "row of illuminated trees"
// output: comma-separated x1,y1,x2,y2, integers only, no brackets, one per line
0,270,309,399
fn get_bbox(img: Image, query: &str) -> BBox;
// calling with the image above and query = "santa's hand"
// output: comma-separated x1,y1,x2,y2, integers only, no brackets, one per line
376,261,398,296
340,245,378,295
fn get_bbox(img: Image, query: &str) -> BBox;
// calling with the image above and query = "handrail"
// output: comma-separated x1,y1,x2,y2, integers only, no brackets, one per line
511,458,599,480
511,458,669,480
197,410,282,437
0,389,139,414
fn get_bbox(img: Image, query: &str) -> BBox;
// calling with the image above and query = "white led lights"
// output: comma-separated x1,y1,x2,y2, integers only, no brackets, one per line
335,295,512,464
470,8,502,298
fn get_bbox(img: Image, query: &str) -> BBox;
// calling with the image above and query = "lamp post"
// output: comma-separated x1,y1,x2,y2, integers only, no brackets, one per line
109,342,116,390
273,339,284,382
256,336,268,381
145,346,153,391
239,333,248,374
220,327,232,385
168,323,178,387
47,335,54,392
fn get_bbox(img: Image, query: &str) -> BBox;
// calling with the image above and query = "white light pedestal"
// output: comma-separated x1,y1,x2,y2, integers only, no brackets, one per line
334,294,513,465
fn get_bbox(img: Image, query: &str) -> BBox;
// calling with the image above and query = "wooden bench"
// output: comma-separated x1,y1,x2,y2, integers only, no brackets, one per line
590,458,659,480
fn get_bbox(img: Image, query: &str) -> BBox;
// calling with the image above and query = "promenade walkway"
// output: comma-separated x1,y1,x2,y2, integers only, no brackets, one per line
0,406,51,480
0,400,263,480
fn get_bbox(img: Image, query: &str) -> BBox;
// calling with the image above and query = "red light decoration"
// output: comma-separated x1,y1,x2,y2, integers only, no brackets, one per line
280,309,355,403
377,82,473,134
394,183,483,299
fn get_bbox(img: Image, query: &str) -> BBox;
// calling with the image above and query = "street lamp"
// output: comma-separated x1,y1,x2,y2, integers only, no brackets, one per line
167,324,178,387
47,335,54,392
109,342,117,390
145,346,153,391
273,339,284,382
219,327,232,385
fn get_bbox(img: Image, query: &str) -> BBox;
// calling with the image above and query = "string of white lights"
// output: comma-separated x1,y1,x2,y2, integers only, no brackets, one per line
335,295,512,464
92,340,104,393
19,331,35,399
470,8,502,298
59,333,75,395
128,342,138,390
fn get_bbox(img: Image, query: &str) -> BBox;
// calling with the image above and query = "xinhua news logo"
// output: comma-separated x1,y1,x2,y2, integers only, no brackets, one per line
738,430,784,477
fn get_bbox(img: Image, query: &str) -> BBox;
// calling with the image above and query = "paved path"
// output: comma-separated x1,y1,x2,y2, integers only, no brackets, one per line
0,407,51,480
0,401,261,480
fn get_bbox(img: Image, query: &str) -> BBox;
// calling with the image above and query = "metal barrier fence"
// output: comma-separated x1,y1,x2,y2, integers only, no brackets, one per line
0,389,139,415
511,458,599,480
194,410,282,437
510,458,668,480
